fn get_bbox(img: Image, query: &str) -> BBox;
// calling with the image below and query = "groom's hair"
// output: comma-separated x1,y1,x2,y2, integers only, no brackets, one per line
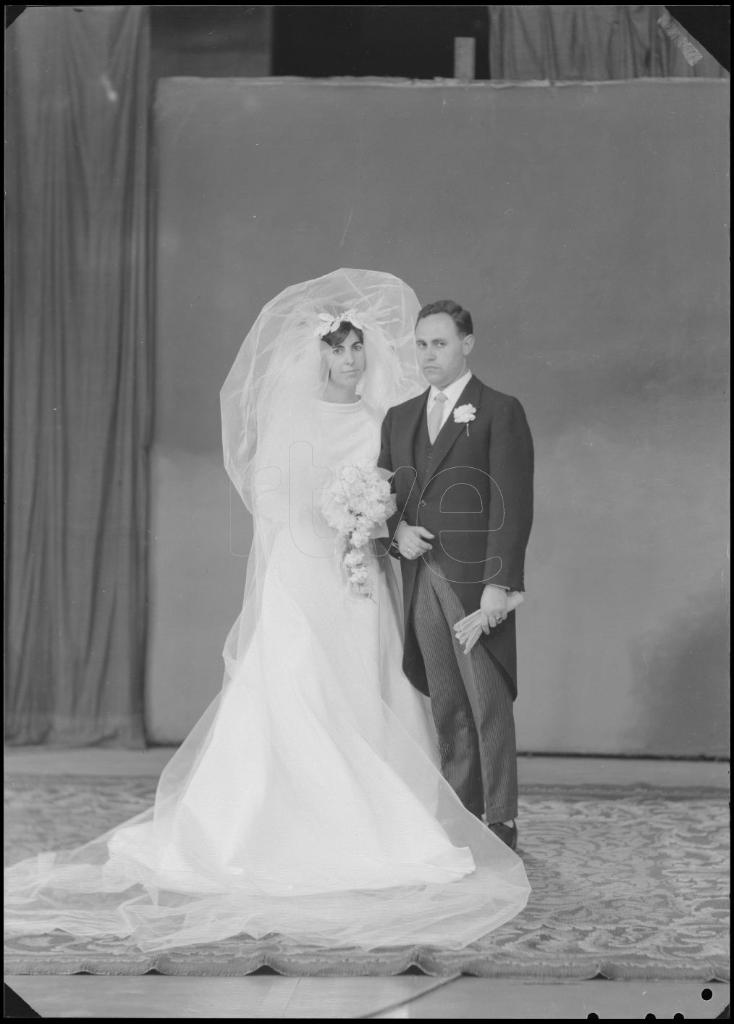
416,300,473,338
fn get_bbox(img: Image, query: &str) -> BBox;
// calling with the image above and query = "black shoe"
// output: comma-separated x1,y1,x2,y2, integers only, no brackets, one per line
488,820,517,850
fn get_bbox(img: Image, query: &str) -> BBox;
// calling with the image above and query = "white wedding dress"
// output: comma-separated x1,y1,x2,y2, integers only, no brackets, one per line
6,273,530,953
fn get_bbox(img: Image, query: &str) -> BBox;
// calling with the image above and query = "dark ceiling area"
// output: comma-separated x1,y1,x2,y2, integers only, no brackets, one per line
153,5,730,78
4,5,731,75
271,6,490,79
149,5,271,78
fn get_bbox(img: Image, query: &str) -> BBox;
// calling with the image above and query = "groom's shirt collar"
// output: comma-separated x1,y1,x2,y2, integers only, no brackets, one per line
428,369,473,412
426,369,473,434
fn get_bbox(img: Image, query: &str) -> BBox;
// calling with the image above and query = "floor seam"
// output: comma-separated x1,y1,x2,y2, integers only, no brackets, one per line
360,974,461,1019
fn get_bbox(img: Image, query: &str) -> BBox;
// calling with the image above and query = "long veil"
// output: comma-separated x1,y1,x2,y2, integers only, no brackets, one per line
219,268,427,688
5,269,530,953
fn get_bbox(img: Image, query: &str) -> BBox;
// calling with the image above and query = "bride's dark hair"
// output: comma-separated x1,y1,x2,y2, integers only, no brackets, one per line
321,321,364,347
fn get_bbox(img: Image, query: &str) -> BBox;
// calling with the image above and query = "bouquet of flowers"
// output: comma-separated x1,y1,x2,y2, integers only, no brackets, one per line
320,462,396,598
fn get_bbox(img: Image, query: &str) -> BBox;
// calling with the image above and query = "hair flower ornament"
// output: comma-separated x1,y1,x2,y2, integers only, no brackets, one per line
316,308,364,339
453,403,477,436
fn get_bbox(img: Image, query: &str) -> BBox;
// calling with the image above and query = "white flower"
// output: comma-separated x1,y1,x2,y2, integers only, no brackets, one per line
316,308,364,339
453,403,477,425
341,308,364,331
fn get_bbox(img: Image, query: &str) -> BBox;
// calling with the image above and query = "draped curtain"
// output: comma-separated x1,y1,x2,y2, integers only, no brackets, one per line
488,5,729,80
5,6,151,746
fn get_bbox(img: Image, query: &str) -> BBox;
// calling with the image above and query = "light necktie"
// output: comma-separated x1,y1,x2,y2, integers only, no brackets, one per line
427,391,448,444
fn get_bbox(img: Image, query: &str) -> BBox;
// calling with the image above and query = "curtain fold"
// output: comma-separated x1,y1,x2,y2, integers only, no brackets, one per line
5,6,151,746
488,6,729,81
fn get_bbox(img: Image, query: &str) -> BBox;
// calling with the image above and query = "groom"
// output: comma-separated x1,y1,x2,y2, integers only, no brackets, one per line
378,300,534,850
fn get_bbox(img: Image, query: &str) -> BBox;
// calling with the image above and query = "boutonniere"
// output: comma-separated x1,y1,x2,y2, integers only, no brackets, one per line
453,403,477,436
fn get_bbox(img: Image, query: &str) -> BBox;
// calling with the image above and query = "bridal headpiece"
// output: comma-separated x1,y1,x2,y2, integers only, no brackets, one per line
316,309,365,339
221,268,424,509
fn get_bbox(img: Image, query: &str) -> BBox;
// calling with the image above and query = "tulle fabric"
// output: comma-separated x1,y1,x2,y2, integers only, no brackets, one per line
219,268,427,686
5,270,531,952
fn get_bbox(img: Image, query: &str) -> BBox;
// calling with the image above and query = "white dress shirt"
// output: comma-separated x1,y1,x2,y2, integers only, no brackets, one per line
427,369,473,433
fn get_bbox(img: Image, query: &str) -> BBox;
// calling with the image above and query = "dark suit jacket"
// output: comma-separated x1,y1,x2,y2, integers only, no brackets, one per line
378,373,534,700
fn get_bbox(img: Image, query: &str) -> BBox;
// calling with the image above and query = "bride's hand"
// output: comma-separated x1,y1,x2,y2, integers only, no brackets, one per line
369,519,389,540
395,522,434,560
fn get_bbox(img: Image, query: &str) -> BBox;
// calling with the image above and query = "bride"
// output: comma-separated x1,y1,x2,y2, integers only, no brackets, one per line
5,269,530,953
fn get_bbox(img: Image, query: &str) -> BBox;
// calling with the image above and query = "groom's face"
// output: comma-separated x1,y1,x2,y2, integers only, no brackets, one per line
415,313,474,390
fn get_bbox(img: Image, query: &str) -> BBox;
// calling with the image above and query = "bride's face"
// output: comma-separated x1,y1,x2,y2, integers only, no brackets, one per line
323,330,366,388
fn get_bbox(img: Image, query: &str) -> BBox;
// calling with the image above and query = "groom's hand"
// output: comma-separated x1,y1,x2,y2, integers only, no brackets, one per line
395,522,434,560
480,585,509,632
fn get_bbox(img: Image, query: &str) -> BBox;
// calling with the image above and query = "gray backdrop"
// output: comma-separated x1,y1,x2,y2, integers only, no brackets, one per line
147,77,728,756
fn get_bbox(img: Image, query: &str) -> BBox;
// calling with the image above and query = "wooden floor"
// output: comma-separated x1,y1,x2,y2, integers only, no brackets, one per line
4,748,730,1019
4,975,730,1019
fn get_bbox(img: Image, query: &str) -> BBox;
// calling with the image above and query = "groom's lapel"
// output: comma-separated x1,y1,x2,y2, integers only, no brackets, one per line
397,389,430,469
428,374,483,478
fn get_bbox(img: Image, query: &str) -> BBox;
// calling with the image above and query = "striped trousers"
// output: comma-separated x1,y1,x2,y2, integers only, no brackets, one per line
410,559,518,823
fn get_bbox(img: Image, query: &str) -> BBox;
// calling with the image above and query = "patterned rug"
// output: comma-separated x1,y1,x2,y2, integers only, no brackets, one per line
4,774,729,980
